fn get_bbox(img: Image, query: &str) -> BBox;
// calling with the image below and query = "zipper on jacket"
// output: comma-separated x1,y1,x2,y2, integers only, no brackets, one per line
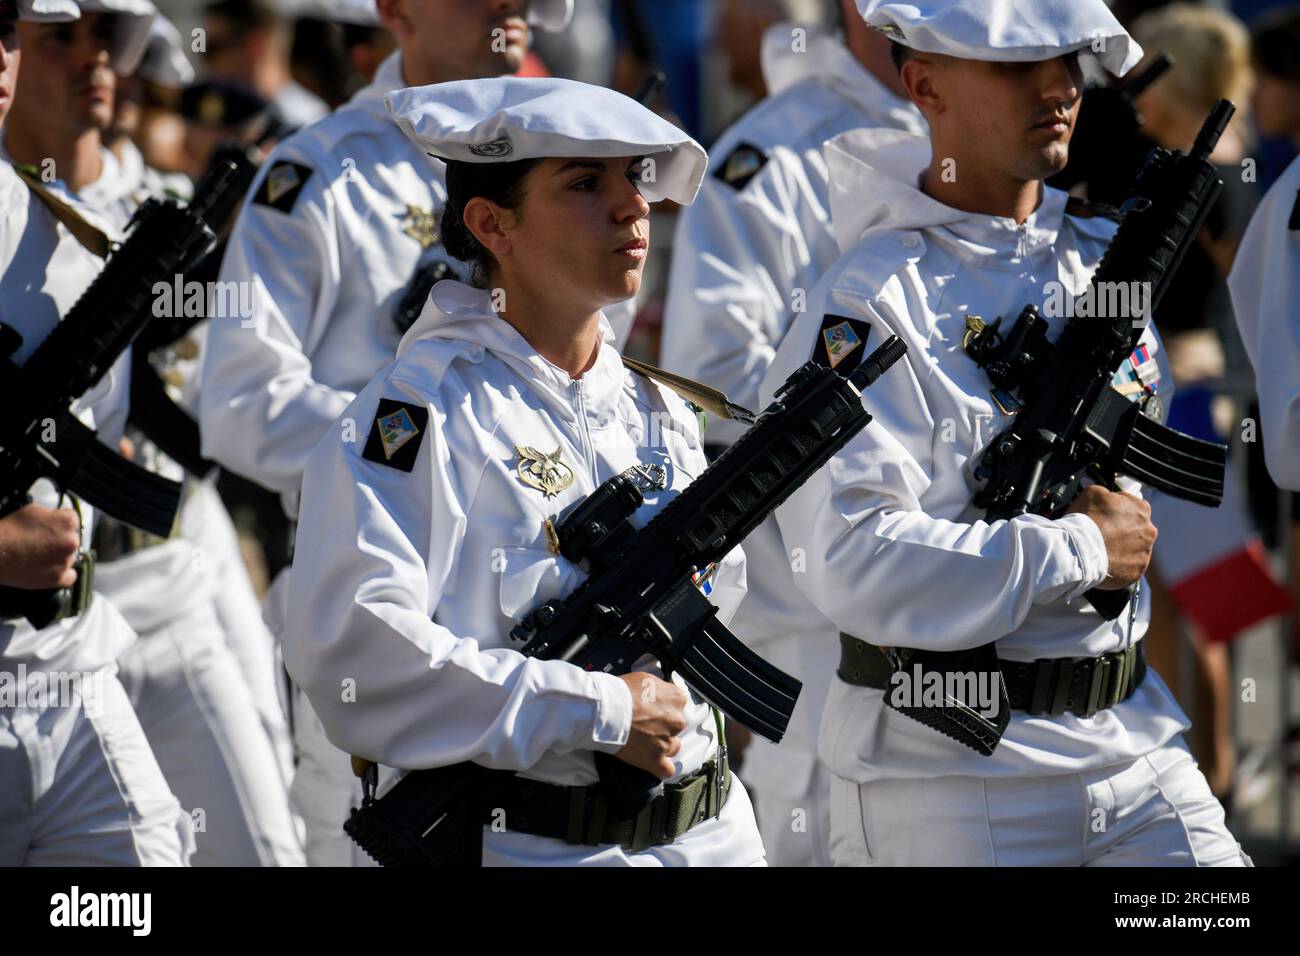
572,378,600,488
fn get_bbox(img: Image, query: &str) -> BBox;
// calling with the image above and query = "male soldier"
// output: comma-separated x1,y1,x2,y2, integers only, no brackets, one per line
200,0,575,866
1229,154,1300,492
5,0,304,866
0,0,188,865
761,0,1249,866
660,0,922,866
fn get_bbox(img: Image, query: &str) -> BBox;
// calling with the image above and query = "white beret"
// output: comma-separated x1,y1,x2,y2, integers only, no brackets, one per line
527,0,572,33
74,0,157,74
137,14,194,86
857,0,1143,77
16,0,80,21
386,77,707,205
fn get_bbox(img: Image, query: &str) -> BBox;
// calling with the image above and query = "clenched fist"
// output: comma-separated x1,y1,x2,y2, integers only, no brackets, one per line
614,672,688,780
1066,485,1158,590
0,504,81,590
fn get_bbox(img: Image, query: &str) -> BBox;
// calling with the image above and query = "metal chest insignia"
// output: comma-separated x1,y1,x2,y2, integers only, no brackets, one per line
514,446,575,499
399,205,440,250
362,399,429,472
620,462,668,492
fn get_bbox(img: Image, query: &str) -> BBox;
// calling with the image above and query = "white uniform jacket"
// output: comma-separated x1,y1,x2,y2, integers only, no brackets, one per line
1228,155,1300,492
283,281,761,865
760,128,1190,783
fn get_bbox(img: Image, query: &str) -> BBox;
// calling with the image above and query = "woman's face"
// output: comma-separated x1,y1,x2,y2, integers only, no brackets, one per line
496,154,652,311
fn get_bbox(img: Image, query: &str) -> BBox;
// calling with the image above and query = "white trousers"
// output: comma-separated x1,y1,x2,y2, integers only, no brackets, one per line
115,599,305,866
750,760,833,867
289,688,374,867
829,738,1251,867
0,668,191,866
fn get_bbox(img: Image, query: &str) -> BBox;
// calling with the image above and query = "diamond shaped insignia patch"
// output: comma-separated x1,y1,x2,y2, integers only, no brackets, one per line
813,314,872,376
362,399,429,472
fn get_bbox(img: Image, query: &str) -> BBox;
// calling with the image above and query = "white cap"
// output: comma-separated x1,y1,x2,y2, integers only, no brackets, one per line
74,0,157,74
527,0,572,33
856,0,1143,77
137,14,194,86
15,0,81,21
386,77,707,205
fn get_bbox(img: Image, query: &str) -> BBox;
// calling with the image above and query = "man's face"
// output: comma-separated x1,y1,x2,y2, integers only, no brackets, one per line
0,18,20,127
911,52,1085,184
395,0,531,80
13,13,118,135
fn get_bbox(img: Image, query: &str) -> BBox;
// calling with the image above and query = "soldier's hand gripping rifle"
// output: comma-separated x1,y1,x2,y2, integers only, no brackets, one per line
880,102,1236,756
0,157,246,628
343,336,908,866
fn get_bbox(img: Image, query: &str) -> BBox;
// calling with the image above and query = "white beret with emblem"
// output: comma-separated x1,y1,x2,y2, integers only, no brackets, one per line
72,0,157,74
856,0,1143,77
16,0,80,20
386,76,708,205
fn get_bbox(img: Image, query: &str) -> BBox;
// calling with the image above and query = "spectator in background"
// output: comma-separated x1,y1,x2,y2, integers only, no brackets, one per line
201,0,327,132
1127,2,1293,807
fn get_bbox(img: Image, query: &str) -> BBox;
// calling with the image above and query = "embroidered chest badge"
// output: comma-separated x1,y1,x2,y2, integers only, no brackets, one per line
515,446,575,498
399,204,440,250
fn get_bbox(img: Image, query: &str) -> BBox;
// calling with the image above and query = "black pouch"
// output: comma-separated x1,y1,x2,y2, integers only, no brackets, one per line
344,762,486,867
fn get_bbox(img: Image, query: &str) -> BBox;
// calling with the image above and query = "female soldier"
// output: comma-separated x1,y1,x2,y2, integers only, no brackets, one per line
282,76,766,866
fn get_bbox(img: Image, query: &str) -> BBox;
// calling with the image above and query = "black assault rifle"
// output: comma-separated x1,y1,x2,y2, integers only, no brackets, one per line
343,336,908,866
880,101,1236,756
0,157,246,627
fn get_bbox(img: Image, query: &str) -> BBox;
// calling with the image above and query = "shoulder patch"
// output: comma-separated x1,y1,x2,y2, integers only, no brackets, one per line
254,160,313,213
812,314,873,376
362,399,429,472
714,142,769,191
1289,188,1299,231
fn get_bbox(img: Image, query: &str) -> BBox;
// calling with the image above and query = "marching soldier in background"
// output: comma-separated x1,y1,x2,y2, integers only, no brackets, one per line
761,0,1249,866
4,0,303,865
660,0,924,866
0,0,188,866
200,0,577,866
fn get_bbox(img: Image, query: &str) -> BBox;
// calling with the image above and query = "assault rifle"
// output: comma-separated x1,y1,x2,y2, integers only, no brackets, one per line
344,336,908,865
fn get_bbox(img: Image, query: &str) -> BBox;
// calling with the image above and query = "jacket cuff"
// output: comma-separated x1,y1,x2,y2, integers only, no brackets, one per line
587,671,633,752
1056,512,1110,599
